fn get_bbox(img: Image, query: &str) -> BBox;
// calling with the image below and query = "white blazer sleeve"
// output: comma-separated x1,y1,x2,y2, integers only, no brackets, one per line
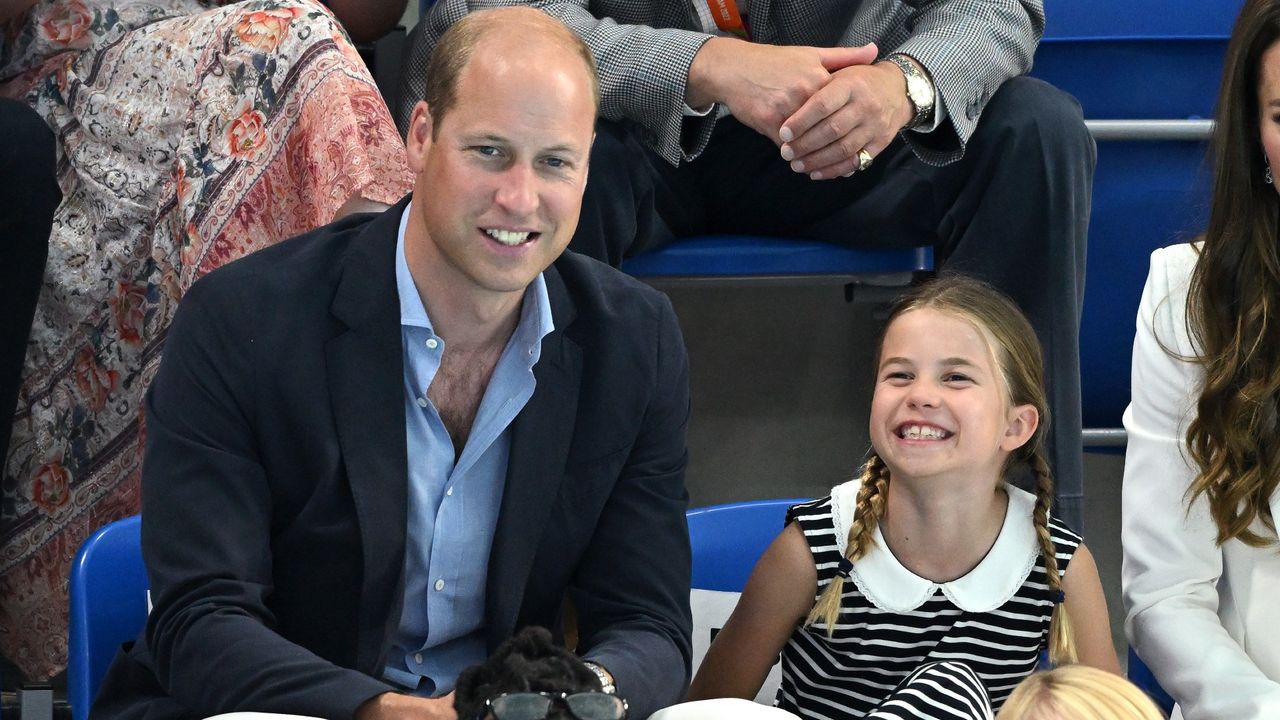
1121,244,1280,719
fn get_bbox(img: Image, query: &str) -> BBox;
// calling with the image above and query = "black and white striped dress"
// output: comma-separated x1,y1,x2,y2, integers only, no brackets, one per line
777,481,1080,720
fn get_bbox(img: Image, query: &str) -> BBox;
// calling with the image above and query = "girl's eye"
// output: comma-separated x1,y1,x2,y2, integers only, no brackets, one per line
943,373,973,383
884,371,912,382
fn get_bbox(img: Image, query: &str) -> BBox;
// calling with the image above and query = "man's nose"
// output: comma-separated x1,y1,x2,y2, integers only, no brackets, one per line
494,163,538,216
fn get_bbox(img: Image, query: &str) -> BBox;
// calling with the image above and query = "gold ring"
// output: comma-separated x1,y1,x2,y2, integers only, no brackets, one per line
857,148,873,172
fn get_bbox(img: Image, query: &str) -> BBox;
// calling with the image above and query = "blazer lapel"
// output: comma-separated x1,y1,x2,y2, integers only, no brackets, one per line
486,265,581,648
325,202,411,673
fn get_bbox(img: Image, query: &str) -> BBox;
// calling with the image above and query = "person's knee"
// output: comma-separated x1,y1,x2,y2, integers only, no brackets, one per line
976,76,1093,157
0,99,59,230
0,99,56,182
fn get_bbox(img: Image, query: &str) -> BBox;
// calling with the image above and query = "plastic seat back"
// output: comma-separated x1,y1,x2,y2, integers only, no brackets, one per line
1127,646,1176,718
68,516,147,720
686,499,805,703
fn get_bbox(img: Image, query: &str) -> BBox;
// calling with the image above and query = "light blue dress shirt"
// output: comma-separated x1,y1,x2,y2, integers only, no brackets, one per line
382,204,553,695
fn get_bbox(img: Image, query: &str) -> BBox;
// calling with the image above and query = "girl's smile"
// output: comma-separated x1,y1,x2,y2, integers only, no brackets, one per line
870,308,1037,486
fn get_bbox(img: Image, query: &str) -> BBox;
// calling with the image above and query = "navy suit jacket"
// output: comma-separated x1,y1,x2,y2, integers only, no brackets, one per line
93,199,693,720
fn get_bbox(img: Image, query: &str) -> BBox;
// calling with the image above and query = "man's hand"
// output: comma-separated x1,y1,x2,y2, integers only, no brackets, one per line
355,691,457,720
687,37,878,145
778,60,915,180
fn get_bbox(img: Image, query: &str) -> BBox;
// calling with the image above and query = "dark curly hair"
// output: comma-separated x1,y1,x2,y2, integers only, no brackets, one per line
453,626,602,720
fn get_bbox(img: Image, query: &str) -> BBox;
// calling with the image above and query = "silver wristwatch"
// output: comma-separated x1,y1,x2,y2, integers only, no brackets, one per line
583,660,616,694
884,53,936,130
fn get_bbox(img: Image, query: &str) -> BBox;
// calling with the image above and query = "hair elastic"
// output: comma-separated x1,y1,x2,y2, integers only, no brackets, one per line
837,557,855,580
1049,589,1066,604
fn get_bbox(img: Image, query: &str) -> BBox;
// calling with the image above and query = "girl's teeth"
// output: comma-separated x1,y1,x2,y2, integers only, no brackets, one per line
901,425,946,439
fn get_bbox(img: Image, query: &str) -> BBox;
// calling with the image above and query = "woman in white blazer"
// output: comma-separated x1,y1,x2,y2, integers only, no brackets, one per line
1123,1,1280,718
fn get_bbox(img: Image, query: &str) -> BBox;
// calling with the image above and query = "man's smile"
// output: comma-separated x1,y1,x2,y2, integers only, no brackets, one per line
483,227,538,246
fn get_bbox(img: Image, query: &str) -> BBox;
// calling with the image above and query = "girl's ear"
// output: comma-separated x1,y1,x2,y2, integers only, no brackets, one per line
1000,403,1039,452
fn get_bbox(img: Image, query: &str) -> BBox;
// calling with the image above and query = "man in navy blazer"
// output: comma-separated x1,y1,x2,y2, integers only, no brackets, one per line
92,9,692,720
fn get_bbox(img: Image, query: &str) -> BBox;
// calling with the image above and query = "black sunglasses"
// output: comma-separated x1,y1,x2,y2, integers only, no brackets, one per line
485,691,629,720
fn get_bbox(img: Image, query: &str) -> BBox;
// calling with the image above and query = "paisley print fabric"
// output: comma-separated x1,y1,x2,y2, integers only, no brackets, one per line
0,0,412,679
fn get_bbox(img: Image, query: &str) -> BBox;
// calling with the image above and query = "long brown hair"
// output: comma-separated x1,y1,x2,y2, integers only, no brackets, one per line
1185,0,1280,547
805,275,1077,666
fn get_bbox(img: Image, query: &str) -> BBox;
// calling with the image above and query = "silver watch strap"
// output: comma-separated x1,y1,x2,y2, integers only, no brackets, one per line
583,661,616,694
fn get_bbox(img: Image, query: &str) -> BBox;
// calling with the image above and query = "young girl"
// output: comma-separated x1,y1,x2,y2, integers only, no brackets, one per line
687,275,1118,719
997,666,1163,720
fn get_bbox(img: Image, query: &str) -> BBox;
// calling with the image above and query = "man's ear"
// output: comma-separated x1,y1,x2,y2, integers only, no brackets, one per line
406,100,434,172
999,403,1039,453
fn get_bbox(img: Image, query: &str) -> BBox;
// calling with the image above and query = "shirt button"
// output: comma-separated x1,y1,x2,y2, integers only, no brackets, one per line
416,397,428,408
425,338,439,349
446,487,453,496
414,653,423,665
434,579,445,592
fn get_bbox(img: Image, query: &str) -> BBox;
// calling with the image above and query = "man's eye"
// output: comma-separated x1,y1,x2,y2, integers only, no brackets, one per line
543,156,568,169
473,146,500,157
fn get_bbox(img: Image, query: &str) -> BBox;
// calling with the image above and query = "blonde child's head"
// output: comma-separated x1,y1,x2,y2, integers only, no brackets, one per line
997,666,1164,720
806,274,1076,664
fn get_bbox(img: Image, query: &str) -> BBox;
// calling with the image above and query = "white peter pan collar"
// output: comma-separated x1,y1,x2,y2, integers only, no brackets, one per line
830,481,1040,613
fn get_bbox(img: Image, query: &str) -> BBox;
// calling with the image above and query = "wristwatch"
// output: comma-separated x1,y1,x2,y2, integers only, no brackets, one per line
884,53,936,130
583,661,616,694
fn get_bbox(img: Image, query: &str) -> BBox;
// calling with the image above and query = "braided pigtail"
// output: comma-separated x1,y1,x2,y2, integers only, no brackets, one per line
1031,451,1077,666
805,454,891,636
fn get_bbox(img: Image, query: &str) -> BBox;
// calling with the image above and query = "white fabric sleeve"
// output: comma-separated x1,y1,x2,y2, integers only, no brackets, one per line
1121,245,1280,720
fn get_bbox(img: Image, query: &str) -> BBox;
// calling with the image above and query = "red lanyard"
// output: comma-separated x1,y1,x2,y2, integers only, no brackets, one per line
703,0,750,40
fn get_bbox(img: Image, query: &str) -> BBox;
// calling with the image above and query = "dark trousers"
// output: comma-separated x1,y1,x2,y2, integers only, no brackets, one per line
0,99,59,463
572,77,1093,528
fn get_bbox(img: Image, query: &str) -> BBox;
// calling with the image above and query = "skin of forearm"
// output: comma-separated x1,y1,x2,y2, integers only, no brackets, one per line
685,36,736,110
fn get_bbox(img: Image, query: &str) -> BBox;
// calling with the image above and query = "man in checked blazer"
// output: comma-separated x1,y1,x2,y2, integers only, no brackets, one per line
400,0,1094,529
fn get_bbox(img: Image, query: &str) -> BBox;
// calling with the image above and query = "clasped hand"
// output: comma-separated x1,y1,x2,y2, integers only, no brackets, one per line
688,38,915,180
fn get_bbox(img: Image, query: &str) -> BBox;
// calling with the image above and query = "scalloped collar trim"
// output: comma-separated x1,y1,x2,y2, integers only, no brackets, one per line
829,480,1040,613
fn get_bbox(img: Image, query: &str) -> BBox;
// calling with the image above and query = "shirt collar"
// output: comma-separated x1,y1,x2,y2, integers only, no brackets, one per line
833,481,1040,613
394,202,554,350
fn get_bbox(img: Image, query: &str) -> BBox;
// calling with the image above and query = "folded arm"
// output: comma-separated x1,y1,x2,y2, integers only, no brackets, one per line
141,279,395,719
571,296,694,720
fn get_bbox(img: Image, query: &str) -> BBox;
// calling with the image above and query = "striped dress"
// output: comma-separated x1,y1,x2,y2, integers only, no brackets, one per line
778,481,1080,719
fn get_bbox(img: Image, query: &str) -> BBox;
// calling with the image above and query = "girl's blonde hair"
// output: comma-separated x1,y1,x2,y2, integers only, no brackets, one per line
804,275,1077,666
997,666,1164,720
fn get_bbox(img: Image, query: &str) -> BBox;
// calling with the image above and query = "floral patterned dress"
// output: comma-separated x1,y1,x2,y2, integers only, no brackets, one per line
0,0,412,680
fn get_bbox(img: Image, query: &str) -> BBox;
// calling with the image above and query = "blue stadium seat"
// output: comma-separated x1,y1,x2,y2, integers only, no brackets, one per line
1127,646,1176,718
1034,0,1241,438
687,498,805,592
622,237,932,284
686,498,805,703
68,516,147,720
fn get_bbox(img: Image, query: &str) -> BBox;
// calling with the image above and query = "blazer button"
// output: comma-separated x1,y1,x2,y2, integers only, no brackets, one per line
434,579,445,591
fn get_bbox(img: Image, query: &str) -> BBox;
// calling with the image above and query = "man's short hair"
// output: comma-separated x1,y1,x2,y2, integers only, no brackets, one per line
423,9,600,136
453,626,602,719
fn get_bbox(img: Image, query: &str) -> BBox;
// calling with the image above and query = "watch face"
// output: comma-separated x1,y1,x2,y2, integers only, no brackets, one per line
907,74,934,109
